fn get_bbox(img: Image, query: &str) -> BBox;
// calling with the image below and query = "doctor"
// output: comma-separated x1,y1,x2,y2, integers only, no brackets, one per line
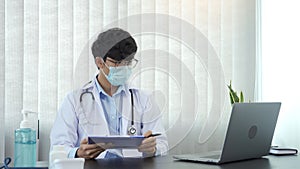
50,28,168,159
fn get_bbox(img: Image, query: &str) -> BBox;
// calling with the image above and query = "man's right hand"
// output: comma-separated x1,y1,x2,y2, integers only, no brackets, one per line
76,138,105,159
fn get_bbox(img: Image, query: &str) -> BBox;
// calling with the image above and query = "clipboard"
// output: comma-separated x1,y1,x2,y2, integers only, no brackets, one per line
88,135,145,149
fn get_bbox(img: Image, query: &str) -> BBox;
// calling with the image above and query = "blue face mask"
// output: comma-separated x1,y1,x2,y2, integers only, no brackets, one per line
102,65,132,86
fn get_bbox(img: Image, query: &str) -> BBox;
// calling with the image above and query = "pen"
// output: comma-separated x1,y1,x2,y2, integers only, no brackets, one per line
146,133,162,138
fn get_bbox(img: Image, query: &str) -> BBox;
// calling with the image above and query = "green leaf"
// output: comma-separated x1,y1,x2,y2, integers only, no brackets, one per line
228,84,239,104
227,80,245,105
229,92,234,104
240,91,244,103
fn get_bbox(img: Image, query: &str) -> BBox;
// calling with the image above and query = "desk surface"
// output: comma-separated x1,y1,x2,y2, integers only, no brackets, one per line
84,155,299,169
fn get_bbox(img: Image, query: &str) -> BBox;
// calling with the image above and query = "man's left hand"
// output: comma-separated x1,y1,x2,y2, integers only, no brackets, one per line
138,130,157,157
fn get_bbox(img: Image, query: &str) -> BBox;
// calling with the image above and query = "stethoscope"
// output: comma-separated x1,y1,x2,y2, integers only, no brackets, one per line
79,83,137,136
0,157,11,169
127,89,137,135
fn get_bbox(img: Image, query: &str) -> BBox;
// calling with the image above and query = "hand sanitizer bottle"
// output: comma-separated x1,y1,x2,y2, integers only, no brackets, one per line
14,110,36,167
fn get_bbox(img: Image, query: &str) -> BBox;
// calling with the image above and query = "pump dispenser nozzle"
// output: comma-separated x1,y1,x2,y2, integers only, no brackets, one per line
20,109,38,129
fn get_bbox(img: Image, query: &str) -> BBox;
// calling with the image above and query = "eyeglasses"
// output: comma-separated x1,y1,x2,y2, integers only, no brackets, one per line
106,58,139,68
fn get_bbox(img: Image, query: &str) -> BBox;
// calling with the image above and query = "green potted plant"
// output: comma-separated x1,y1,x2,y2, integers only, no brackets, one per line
227,80,244,105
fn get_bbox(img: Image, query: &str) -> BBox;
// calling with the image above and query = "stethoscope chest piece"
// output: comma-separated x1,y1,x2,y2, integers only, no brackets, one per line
127,126,137,135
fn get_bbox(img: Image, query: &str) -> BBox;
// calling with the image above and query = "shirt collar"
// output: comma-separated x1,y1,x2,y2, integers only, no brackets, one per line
94,75,128,97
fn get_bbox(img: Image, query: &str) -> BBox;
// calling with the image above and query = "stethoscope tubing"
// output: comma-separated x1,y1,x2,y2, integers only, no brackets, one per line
0,157,11,169
79,83,137,135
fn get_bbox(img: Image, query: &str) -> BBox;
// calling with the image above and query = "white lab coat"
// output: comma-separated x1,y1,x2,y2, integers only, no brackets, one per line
50,77,168,158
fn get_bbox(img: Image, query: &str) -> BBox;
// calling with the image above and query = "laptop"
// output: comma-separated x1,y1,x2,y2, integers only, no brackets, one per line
173,102,281,164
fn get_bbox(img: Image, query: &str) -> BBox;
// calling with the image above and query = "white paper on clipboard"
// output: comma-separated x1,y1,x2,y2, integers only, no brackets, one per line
88,135,145,149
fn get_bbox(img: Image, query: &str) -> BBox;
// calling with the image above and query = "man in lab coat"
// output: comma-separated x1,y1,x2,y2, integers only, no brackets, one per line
50,28,168,159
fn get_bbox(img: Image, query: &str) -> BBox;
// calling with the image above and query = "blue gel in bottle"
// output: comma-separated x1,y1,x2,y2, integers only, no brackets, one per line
14,110,37,167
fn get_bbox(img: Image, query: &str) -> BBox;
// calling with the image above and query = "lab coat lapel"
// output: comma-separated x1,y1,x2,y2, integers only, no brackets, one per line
79,79,110,136
121,87,141,136
119,86,131,135
92,80,110,135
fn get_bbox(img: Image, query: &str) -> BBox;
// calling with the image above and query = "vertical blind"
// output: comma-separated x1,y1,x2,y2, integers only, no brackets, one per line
0,0,257,161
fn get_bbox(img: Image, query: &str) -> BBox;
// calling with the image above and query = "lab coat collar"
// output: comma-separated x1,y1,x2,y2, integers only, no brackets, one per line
82,80,94,90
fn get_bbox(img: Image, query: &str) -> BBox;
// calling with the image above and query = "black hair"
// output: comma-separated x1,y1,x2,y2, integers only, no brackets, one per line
91,28,137,61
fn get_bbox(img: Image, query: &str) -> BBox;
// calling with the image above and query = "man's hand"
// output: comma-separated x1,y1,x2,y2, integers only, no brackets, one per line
138,131,157,157
76,138,105,159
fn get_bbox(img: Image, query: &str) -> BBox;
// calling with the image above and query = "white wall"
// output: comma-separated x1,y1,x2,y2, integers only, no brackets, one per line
261,0,300,150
